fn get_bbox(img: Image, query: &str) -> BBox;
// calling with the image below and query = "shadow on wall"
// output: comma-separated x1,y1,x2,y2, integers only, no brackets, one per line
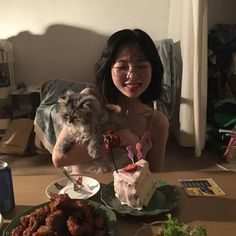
8,25,108,86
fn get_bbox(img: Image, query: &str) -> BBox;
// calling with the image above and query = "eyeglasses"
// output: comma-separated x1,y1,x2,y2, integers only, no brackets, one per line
112,63,152,77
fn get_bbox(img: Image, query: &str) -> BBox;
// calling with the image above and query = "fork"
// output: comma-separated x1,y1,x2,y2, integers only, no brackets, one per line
60,168,81,192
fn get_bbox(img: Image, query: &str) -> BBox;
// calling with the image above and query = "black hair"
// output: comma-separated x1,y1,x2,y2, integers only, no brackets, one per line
95,29,163,105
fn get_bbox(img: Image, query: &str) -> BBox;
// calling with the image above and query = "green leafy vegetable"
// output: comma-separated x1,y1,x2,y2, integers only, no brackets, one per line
162,214,207,236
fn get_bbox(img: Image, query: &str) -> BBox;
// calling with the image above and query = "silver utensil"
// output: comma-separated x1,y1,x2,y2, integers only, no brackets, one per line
54,182,65,190
60,168,81,192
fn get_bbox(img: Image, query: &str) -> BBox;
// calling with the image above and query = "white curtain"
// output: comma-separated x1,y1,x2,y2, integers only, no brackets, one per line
168,0,208,157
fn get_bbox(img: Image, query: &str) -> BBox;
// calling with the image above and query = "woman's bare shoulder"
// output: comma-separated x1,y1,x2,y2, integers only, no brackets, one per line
80,88,99,98
152,109,169,129
80,87,97,96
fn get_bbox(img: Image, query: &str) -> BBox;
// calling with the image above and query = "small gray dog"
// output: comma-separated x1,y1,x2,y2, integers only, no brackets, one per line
57,90,127,158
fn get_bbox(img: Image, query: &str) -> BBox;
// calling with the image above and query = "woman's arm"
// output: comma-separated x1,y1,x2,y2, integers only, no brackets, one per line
52,126,141,169
52,126,94,168
147,110,169,172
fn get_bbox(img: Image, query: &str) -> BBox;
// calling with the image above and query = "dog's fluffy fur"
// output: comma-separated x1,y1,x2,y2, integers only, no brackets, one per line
57,90,127,158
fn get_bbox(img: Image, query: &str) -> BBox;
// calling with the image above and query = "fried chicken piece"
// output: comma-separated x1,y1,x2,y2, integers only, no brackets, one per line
12,225,26,236
67,212,93,236
32,225,55,236
22,227,35,236
12,205,50,236
45,209,67,233
26,205,51,233
20,214,31,228
36,205,51,218
50,193,74,212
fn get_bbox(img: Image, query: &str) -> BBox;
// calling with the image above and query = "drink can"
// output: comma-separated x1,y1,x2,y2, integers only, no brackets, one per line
0,161,15,214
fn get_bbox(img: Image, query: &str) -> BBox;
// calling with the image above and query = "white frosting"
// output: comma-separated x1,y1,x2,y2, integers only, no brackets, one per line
113,159,156,210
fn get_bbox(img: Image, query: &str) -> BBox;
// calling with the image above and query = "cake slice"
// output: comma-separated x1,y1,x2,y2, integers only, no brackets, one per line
113,159,156,210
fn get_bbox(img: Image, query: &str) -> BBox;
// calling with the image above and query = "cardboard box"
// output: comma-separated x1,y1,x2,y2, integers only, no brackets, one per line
0,118,33,154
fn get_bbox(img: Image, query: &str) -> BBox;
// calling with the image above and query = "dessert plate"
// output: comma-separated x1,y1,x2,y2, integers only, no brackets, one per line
100,179,179,216
46,176,100,199
2,200,117,236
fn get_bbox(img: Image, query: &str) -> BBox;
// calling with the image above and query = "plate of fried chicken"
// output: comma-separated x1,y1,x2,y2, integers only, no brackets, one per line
3,194,117,236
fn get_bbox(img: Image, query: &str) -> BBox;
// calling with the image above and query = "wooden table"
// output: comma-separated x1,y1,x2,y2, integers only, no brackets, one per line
1,170,236,236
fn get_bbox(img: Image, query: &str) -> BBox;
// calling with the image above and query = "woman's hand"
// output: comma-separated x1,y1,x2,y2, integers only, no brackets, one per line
115,129,141,153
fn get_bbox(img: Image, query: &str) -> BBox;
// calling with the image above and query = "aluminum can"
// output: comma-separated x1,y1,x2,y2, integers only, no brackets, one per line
0,161,15,214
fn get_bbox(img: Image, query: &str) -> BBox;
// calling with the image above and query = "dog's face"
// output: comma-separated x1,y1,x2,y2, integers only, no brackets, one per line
58,91,102,126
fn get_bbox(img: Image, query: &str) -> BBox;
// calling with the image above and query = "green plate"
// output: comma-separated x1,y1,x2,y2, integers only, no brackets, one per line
100,179,179,216
3,200,117,236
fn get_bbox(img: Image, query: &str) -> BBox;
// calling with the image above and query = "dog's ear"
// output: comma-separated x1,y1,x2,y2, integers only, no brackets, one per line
82,100,94,112
79,95,101,113
90,96,102,113
80,88,99,97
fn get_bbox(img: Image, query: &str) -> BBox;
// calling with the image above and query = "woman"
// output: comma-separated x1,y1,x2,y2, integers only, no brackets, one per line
52,29,169,173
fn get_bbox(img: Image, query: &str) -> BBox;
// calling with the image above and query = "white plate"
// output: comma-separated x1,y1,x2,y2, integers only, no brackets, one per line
0,213,3,230
45,176,100,199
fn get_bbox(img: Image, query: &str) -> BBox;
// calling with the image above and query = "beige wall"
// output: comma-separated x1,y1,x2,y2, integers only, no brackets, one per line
1,0,235,87
0,0,170,86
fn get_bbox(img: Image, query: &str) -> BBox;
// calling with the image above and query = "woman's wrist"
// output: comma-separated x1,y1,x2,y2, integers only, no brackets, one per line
115,129,140,150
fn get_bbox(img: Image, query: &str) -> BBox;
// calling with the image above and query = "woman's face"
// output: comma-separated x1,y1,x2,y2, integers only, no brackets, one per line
111,43,152,99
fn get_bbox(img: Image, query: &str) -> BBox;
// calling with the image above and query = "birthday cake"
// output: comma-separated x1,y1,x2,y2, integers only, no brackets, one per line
113,159,156,210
